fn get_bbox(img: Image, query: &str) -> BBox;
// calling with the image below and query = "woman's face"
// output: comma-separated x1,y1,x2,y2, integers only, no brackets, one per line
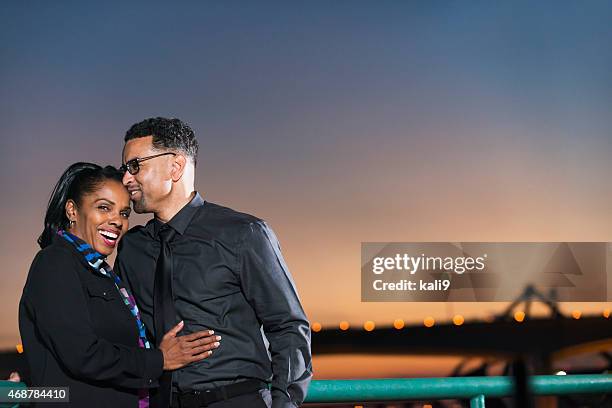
66,180,131,257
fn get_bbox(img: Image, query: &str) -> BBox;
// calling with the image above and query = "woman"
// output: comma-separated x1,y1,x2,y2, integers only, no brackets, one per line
19,163,220,407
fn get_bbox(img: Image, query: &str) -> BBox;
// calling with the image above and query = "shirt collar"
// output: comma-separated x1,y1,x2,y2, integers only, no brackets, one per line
144,192,205,238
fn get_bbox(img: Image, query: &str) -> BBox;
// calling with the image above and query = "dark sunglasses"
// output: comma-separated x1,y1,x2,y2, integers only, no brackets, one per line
120,152,176,175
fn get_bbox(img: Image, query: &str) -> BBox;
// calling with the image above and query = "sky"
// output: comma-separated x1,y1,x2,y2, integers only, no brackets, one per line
1,1,611,378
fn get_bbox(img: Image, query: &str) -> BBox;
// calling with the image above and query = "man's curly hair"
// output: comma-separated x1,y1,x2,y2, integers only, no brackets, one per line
124,117,199,166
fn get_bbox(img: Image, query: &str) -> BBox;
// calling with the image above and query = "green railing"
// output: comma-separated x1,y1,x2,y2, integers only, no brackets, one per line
0,380,26,408
2,375,611,407
305,375,612,407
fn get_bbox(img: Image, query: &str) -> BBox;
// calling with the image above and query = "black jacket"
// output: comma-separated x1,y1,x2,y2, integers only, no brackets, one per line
19,237,164,407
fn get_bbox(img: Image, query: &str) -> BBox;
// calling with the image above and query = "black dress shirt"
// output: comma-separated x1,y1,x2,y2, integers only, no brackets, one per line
115,193,312,407
19,236,164,408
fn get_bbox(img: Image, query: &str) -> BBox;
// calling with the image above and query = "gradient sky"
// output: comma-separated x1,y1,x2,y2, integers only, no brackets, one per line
1,1,612,378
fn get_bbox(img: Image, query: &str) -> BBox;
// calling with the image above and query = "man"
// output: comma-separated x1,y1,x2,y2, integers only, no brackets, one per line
115,117,312,408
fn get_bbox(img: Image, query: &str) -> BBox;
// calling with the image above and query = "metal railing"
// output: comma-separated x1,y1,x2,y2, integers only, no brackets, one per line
0,380,25,408
304,374,612,407
2,375,611,407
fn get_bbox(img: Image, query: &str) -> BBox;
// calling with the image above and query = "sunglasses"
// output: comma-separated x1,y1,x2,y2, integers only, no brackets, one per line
120,152,176,175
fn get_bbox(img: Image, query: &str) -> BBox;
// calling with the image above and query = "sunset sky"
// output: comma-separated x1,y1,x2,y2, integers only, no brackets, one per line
1,1,611,378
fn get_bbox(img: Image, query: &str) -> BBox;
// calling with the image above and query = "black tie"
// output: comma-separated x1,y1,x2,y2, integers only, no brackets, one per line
153,225,177,408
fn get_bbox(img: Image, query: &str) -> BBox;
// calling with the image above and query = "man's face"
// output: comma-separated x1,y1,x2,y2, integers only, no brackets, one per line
122,136,174,214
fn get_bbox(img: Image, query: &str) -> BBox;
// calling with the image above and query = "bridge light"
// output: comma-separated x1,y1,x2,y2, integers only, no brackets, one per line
393,319,405,330
571,310,581,320
339,321,350,331
555,370,567,376
312,322,322,332
364,321,375,331
453,315,464,326
514,311,525,322
603,309,610,318
16,344,23,354
424,317,435,327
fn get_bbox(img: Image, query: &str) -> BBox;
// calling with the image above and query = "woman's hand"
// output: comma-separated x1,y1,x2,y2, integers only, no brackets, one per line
6,372,20,382
159,321,221,370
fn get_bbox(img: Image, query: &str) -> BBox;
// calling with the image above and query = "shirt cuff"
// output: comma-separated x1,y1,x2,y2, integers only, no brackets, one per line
143,348,164,387
271,389,298,408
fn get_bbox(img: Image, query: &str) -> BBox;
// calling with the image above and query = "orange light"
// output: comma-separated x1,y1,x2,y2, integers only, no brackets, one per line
453,315,464,326
393,319,405,330
423,317,435,328
16,344,23,354
311,322,322,332
514,311,525,322
339,321,350,331
354,406,364,408
603,309,611,318
571,310,581,320
364,321,375,331
423,405,433,408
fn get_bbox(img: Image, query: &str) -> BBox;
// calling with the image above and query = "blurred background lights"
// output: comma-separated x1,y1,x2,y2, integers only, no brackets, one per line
363,321,376,331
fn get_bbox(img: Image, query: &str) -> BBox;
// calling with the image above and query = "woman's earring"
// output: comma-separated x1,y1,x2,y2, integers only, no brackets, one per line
69,220,75,227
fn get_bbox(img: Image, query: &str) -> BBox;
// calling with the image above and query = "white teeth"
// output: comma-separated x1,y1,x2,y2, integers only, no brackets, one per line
130,191,139,196
99,230,118,239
